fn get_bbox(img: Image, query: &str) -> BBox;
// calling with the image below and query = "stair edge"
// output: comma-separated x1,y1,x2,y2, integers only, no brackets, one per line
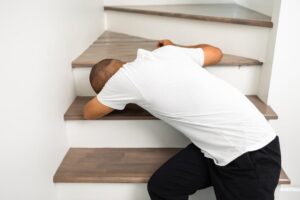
64,95,278,121
104,6,273,28
53,148,290,185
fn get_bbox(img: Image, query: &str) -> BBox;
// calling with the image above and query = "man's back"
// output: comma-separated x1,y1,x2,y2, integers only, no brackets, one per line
98,45,276,166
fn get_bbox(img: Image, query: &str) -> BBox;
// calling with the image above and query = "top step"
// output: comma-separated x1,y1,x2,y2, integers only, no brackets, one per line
72,31,263,68
104,4,273,28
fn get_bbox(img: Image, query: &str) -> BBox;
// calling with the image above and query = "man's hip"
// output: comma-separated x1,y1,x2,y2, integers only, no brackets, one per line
208,135,281,200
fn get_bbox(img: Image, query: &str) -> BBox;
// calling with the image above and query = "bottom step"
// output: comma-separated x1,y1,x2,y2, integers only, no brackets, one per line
54,148,290,184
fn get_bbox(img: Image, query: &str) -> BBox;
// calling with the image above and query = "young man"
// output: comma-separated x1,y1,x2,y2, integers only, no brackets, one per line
83,40,281,200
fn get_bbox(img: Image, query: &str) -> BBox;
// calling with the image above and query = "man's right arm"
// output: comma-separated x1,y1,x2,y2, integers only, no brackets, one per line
157,40,223,66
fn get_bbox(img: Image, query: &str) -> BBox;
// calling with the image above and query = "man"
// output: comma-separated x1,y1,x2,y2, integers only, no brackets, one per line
83,40,281,200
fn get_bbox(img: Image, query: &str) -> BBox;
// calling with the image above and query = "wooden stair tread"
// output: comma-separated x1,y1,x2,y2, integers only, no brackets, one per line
54,148,290,184
64,95,277,120
72,31,263,68
104,4,273,28
247,95,278,120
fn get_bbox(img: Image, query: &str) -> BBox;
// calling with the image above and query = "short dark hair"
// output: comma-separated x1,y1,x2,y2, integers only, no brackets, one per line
89,59,123,93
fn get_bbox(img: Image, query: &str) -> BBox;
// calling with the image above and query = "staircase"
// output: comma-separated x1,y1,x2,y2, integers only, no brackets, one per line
54,3,290,200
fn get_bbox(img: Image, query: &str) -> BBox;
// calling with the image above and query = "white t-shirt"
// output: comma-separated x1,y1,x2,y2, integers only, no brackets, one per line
97,45,276,166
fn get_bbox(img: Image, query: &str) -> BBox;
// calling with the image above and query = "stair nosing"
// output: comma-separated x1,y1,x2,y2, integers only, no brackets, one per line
104,5,273,28
72,31,263,68
64,95,278,121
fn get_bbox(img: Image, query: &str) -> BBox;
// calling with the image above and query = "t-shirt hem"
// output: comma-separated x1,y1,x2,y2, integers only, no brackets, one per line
213,133,277,166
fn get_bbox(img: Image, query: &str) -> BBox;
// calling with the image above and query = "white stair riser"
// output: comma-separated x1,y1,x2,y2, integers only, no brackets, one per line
278,186,300,200
55,183,216,200
105,11,270,61
66,120,190,147
55,183,281,200
73,66,261,96
103,0,236,6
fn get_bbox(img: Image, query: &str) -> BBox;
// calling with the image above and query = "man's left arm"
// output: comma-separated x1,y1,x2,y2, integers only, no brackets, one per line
157,40,223,66
83,97,114,120
83,68,142,120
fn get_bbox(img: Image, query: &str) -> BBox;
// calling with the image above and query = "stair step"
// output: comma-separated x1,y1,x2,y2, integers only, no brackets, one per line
72,31,263,68
64,95,278,120
53,148,290,184
104,4,273,28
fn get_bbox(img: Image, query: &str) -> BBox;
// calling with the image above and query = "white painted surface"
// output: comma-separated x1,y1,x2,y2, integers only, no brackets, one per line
74,65,261,96
105,11,270,61
257,0,281,102
279,186,300,200
103,0,234,6
56,183,150,200
235,0,274,17
206,65,261,95
66,120,189,147
266,0,300,198
56,183,216,200
74,68,96,95
55,183,283,200
0,0,104,200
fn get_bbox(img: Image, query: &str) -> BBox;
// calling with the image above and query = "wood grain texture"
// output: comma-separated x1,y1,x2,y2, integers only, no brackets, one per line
104,4,273,28
54,148,181,183
72,31,263,68
279,169,291,184
65,96,154,120
64,95,277,120
53,148,290,184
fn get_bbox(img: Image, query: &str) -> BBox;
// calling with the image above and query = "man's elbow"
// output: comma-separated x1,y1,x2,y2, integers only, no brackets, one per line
83,109,93,120
202,45,223,66
215,47,223,63
83,105,97,120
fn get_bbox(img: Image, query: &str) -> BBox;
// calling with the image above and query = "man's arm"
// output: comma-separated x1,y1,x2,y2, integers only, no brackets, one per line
157,40,223,66
83,97,114,120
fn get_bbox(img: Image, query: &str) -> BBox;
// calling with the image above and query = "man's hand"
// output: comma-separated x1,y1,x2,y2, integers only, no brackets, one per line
156,39,174,48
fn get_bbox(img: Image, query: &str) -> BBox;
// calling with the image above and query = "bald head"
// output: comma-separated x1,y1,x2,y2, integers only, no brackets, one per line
89,59,125,93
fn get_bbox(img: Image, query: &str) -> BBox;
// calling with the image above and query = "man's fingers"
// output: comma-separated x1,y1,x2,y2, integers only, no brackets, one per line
157,41,164,47
157,40,172,48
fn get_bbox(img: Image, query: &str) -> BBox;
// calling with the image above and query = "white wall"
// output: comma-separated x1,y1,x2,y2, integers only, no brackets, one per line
0,0,104,200
266,0,300,198
258,0,281,102
103,0,234,6
235,0,274,16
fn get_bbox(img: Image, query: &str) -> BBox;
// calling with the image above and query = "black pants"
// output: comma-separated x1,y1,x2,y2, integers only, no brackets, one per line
147,136,281,200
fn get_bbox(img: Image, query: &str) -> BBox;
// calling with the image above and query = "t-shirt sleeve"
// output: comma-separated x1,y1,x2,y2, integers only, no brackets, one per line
97,68,142,110
153,45,205,66
176,46,205,66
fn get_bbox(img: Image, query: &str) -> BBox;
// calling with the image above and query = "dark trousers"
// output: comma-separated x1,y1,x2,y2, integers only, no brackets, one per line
147,136,281,200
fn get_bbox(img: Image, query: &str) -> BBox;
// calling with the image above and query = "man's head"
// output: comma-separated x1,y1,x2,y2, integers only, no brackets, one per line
89,59,125,93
